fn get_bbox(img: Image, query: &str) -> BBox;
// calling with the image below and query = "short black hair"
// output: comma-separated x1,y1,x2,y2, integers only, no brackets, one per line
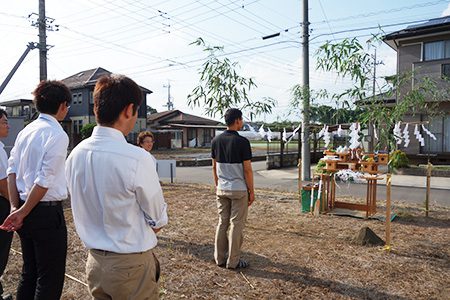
33,80,71,114
94,74,143,126
0,108,7,119
224,108,242,126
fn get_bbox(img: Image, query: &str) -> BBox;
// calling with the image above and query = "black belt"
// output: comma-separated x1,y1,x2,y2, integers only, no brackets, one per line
91,249,148,256
19,200,62,207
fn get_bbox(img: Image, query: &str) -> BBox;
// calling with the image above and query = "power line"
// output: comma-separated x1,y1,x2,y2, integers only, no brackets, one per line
53,0,257,52
218,0,281,33
53,2,302,72
318,0,336,41
311,0,449,25
0,12,27,19
309,18,437,41
311,10,443,32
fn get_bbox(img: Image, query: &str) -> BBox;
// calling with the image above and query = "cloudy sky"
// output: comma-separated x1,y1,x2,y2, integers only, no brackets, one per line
1,0,449,122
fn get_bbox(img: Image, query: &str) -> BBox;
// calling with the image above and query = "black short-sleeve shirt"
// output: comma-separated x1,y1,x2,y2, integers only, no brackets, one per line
211,130,252,191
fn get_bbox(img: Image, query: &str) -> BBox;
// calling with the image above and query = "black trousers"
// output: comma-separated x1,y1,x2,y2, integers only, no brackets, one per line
16,202,67,300
0,197,13,296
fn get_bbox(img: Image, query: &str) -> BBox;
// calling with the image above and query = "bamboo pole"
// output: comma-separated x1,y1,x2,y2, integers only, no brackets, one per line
385,173,392,250
425,162,432,217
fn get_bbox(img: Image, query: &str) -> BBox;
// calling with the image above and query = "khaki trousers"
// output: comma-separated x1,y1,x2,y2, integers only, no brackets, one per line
214,190,248,268
86,249,160,300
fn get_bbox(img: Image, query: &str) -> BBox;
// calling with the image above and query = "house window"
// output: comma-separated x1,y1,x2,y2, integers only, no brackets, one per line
442,64,450,79
421,115,450,153
173,131,182,140
73,120,83,134
72,93,83,105
423,40,450,61
203,128,212,145
89,91,94,104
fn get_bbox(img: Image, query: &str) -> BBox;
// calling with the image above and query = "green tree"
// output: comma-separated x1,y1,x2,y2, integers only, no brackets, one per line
188,38,275,120
315,36,447,150
147,105,157,115
80,123,96,140
309,105,365,124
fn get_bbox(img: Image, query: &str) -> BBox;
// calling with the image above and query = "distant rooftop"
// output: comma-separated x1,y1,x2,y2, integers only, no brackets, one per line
0,99,33,107
148,110,220,126
406,16,450,30
383,16,450,50
62,67,152,93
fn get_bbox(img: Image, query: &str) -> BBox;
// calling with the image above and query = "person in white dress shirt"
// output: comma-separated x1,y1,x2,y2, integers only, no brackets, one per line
0,81,71,300
0,109,12,300
65,74,168,300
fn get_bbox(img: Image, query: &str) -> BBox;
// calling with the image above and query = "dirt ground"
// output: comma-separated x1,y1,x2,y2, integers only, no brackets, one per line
2,183,449,299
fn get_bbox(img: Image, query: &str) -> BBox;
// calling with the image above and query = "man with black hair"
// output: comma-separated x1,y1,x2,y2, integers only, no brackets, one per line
0,109,12,300
66,74,167,299
211,108,255,269
0,80,71,300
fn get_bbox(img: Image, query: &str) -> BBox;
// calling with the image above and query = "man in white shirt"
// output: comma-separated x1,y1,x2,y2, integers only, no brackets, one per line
66,74,168,299
0,81,71,300
0,109,12,300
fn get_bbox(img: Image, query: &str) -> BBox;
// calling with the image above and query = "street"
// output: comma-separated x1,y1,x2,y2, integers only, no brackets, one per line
172,161,450,207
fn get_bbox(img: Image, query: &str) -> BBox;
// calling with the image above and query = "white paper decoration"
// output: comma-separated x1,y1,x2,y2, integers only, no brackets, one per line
403,123,410,148
348,123,361,149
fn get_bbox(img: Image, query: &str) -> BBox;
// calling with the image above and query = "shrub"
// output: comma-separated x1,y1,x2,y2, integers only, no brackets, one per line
389,150,409,169
80,123,96,140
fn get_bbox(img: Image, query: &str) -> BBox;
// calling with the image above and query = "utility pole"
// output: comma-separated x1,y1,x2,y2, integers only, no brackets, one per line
38,0,47,80
163,80,174,110
29,0,58,81
301,0,311,181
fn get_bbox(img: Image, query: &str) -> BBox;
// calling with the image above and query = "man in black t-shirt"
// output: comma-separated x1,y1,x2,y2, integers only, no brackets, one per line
211,108,254,269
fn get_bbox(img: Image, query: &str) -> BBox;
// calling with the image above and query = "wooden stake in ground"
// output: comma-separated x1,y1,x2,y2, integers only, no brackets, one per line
310,175,315,215
425,162,432,217
385,173,392,251
298,159,302,196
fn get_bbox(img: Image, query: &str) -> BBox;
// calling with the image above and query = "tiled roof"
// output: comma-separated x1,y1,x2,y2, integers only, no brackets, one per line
147,110,179,122
0,99,33,107
61,67,152,93
147,110,220,125
383,16,450,43
406,16,450,30
62,67,111,89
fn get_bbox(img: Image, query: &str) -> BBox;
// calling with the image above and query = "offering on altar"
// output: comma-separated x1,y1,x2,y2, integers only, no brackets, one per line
377,153,389,165
323,149,336,156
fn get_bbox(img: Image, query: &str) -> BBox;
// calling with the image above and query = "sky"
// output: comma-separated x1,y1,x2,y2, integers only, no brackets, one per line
1,0,450,123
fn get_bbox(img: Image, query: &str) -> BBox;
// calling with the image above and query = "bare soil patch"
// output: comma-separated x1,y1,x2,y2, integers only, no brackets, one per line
3,183,449,299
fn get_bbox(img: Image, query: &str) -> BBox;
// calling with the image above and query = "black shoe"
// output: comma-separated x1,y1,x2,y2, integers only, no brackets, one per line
228,259,249,269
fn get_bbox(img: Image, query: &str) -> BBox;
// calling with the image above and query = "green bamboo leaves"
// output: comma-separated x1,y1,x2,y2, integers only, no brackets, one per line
188,38,275,120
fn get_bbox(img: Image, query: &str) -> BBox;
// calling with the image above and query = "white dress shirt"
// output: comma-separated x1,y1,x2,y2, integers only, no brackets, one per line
0,141,8,180
7,114,69,202
65,126,168,253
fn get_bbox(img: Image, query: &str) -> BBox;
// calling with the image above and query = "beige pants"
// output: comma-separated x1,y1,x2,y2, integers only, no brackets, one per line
214,190,249,268
86,249,160,300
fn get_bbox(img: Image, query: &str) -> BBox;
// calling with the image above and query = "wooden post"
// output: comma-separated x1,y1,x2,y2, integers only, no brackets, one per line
425,162,432,217
313,128,317,163
297,126,301,161
385,173,392,249
280,130,284,168
298,159,302,196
